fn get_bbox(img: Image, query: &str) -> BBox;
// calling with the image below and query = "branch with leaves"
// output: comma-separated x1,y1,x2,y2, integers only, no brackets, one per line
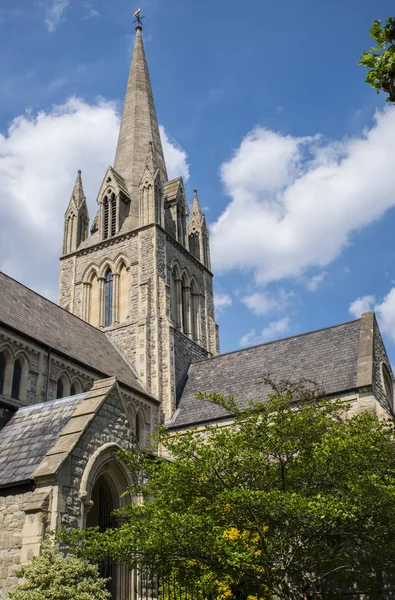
359,18,395,101
61,383,395,599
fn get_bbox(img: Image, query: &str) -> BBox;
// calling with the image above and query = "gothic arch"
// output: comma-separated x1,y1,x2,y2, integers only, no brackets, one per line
56,371,71,399
0,345,15,397
135,408,146,448
82,264,99,284
114,254,130,275
12,352,30,402
70,378,82,396
98,259,115,280
79,442,133,529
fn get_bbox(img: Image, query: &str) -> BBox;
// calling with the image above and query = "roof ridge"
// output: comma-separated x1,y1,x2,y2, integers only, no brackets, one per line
191,317,362,365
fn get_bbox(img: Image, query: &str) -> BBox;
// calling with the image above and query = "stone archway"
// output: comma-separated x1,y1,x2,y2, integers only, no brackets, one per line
79,443,133,600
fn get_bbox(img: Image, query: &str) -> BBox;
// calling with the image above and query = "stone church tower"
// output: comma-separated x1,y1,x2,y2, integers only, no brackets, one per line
59,25,219,420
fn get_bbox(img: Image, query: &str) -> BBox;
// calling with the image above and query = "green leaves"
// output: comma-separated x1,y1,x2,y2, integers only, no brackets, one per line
359,17,395,101
6,540,110,600
63,387,395,599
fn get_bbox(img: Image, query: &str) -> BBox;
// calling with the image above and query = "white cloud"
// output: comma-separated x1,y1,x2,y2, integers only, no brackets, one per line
211,108,395,286
215,293,232,315
348,289,395,344
307,272,327,292
82,3,100,20
0,98,190,300
159,125,190,182
242,289,294,316
240,317,291,347
348,295,376,319
45,0,69,32
375,290,395,343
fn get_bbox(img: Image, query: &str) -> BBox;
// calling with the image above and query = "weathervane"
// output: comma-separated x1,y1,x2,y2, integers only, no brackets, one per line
133,8,145,27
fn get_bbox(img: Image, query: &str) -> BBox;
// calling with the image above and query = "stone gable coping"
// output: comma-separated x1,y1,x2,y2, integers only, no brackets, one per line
356,312,374,390
32,377,118,482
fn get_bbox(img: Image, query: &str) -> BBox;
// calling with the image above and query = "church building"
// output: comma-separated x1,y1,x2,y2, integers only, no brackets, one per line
0,22,394,599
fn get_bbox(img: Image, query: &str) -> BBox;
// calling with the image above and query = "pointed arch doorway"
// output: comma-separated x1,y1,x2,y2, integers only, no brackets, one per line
80,444,133,600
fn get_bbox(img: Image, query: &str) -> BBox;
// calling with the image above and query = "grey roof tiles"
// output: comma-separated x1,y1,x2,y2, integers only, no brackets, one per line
170,319,361,429
0,394,86,486
0,272,146,395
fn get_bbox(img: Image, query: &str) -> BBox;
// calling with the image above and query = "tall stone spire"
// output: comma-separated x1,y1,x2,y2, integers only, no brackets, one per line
67,170,86,211
114,25,168,205
63,170,89,255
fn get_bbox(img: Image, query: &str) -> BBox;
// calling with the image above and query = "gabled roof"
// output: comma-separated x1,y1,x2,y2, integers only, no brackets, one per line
0,394,86,486
164,177,183,201
169,319,362,429
0,272,150,397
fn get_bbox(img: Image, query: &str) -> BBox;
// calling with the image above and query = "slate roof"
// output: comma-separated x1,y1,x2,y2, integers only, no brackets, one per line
0,272,148,396
0,394,86,486
170,319,362,429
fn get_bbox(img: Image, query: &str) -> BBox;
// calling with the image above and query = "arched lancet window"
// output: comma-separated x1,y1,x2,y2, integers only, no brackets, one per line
57,378,64,399
189,231,200,260
191,279,200,343
11,359,22,400
104,270,113,327
70,383,77,396
181,273,190,336
0,353,5,395
111,194,116,237
103,197,109,239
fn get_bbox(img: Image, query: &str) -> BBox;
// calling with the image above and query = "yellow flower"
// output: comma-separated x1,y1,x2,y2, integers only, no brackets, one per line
222,527,240,541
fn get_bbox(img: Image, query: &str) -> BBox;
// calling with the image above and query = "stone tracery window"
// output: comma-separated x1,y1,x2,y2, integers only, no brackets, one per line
104,270,113,327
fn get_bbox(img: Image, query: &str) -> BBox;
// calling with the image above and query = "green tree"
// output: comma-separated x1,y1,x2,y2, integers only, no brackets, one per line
6,540,110,600
359,18,395,101
64,382,395,600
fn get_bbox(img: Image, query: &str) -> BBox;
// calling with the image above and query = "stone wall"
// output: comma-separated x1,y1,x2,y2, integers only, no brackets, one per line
0,489,32,594
0,328,96,408
58,389,134,529
59,220,218,420
373,316,395,413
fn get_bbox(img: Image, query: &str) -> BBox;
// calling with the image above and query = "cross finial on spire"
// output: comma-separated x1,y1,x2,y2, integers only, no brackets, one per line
133,7,145,29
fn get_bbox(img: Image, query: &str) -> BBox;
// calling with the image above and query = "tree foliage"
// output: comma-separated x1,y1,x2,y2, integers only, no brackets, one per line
6,540,110,600
63,383,395,599
359,18,395,101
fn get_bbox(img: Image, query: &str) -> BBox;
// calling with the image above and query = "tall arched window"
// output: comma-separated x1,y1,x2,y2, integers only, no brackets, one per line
111,194,116,236
11,359,22,400
104,270,113,327
0,353,5,395
103,197,109,239
191,279,200,343
57,378,64,399
181,273,190,336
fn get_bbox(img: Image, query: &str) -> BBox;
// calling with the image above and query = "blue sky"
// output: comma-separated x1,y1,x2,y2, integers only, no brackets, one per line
1,0,395,361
